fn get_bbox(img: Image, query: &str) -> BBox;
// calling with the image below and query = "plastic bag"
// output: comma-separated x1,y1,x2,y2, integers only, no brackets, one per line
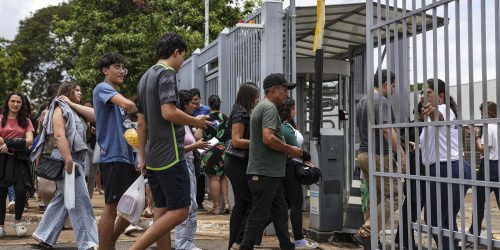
64,163,76,210
117,175,145,224
92,143,100,164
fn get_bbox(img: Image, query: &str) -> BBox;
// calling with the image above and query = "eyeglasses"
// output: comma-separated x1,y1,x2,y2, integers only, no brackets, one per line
111,65,128,75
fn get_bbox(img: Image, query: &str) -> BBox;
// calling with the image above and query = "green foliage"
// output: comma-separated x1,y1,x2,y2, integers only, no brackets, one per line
410,82,424,92
3,0,255,105
0,39,26,104
51,0,246,100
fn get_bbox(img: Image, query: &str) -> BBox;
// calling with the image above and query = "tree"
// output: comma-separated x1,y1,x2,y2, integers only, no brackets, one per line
12,4,72,104
52,0,247,100
0,39,25,104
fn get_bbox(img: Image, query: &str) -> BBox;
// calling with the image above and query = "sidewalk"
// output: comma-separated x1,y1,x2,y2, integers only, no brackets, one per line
1,191,361,249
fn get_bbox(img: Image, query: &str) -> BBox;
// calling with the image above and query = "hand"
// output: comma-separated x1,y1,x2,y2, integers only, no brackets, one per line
0,144,8,154
421,102,435,117
408,141,416,152
195,139,211,150
90,126,96,135
288,146,302,158
400,153,407,174
65,159,74,174
59,95,73,106
194,115,209,129
138,155,146,176
304,161,315,168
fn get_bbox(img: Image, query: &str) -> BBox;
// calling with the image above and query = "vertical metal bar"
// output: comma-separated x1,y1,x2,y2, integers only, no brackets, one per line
467,1,478,248
380,0,388,246
495,3,500,249
411,1,423,248
442,3,456,250
431,3,444,249
480,1,492,249
366,1,378,249
390,1,399,249
401,1,411,249
420,1,433,248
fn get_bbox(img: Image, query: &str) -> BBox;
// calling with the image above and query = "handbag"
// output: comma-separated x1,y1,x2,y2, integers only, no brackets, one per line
224,139,248,160
288,159,322,185
35,155,64,181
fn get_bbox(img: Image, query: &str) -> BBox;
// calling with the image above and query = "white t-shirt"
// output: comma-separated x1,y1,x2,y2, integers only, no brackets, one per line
420,104,460,167
481,124,499,160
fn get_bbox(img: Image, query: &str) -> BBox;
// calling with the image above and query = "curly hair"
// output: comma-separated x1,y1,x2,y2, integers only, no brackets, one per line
178,89,194,111
1,93,29,129
277,97,296,128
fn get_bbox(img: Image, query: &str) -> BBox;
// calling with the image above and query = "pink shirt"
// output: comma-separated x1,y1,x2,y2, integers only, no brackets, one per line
184,126,195,157
0,116,34,139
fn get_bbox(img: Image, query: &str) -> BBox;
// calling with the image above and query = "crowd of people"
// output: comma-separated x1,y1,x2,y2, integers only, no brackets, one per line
353,71,500,250
0,32,498,250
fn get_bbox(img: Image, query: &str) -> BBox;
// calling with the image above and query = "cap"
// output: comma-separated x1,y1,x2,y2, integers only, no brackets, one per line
263,73,296,90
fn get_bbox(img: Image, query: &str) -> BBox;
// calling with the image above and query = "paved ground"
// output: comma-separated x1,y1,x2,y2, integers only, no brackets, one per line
1,190,499,249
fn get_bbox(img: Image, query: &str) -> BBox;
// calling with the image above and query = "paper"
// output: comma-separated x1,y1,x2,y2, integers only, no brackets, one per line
197,137,219,154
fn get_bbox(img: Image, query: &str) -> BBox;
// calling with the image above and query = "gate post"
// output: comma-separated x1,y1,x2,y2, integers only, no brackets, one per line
260,1,284,84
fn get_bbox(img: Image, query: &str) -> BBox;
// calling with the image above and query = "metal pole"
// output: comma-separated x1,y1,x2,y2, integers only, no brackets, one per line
205,0,209,47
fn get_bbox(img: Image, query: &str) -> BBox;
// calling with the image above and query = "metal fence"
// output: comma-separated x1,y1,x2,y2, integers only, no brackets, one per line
366,0,500,249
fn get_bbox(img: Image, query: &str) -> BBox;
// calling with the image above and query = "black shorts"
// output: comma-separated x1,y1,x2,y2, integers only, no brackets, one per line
147,160,190,210
100,162,139,204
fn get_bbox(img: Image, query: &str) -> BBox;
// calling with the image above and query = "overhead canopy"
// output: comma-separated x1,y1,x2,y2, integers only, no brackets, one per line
289,3,445,60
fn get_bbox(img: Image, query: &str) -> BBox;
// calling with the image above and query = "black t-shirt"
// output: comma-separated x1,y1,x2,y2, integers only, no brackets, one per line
228,106,250,141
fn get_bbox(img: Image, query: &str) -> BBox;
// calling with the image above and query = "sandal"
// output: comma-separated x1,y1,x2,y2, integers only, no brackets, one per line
14,222,27,236
230,243,240,250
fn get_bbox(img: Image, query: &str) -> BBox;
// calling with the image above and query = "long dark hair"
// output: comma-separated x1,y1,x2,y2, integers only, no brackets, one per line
479,101,497,119
208,95,221,110
233,82,260,113
277,97,297,128
178,89,194,112
427,78,458,118
1,93,29,128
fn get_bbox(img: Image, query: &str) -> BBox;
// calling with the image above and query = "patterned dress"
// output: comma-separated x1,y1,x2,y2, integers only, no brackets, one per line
201,111,229,176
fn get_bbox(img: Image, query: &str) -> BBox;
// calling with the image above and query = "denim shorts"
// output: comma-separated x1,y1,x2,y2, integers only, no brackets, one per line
147,160,190,210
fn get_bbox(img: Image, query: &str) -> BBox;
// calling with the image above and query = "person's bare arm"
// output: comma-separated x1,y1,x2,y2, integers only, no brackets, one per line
184,139,210,153
232,123,250,149
161,103,207,129
422,102,444,121
52,107,74,174
383,127,407,173
194,128,204,140
25,131,33,148
137,113,147,174
262,128,302,158
59,95,96,122
110,93,137,113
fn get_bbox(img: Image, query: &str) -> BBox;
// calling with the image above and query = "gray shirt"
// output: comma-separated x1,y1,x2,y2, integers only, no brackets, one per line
247,99,287,177
356,92,392,155
137,64,185,170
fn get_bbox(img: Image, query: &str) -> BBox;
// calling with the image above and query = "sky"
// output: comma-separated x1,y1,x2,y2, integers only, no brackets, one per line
0,0,494,86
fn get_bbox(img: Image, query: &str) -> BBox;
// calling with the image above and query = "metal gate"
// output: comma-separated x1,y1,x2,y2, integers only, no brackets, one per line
366,1,500,249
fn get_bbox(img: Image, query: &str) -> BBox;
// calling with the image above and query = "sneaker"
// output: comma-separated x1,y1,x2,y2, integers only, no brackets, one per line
124,224,143,236
295,239,319,249
0,227,5,238
7,201,15,213
13,222,27,237
352,233,371,250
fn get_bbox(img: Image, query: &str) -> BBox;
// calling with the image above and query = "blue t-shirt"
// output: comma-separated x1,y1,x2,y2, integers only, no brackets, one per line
93,82,134,164
193,104,210,117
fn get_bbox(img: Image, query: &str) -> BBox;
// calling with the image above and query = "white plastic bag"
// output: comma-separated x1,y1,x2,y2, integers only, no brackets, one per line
117,175,145,224
64,163,76,210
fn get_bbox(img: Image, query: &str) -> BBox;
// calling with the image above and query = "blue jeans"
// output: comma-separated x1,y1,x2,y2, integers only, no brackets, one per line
469,159,500,233
175,156,198,250
7,186,14,202
425,160,471,250
33,163,98,249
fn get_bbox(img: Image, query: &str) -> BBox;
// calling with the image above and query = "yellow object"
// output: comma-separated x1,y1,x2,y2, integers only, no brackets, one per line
124,128,139,148
313,0,325,52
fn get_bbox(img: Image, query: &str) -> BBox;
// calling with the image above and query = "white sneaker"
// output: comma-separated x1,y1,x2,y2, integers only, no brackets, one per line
0,227,5,238
124,224,143,236
295,239,319,249
13,222,27,237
